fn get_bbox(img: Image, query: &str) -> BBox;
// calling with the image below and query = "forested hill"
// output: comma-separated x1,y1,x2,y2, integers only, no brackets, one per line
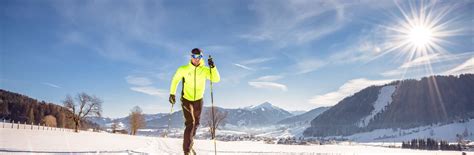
304,74,474,137
0,89,98,129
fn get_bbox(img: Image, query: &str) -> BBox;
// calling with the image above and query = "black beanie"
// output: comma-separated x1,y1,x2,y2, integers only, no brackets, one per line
191,48,202,55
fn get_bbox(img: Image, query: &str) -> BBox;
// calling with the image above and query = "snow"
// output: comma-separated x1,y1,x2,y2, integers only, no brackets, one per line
244,102,278,111
138,129,159,132
105,122,126,130
1,127,467,155
255,124,309,138
0,122,470,154
358,85,396,127
347,119,474,142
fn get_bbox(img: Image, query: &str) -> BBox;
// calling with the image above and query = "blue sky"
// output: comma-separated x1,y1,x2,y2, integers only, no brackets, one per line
1,0,473,118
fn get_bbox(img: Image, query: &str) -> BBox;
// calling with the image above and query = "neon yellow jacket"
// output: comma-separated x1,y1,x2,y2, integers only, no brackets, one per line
169,59,220,101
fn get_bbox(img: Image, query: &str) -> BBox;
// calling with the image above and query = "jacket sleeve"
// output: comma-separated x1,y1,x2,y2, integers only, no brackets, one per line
207,67,220,83
169,68,183,95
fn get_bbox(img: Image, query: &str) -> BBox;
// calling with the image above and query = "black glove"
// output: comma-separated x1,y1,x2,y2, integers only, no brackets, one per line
208,57,215,68
169,94,176,105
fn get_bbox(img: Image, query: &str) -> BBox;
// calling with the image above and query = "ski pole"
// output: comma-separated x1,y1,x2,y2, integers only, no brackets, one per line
165,103,174,138
209,55,217,155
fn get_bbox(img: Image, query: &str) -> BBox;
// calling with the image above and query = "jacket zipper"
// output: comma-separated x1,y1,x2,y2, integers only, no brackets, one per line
194,66,196,101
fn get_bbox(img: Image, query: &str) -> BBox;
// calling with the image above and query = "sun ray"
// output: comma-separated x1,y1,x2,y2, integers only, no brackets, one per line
375,0,465,121
380,0,459,68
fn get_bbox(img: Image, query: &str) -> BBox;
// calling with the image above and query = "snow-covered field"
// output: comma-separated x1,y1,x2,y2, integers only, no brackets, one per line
0,123,469,155
255,124,309,139
346,119,474,142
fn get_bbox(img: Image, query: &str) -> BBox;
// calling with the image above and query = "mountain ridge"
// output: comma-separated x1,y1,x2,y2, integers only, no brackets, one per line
304,74,474,137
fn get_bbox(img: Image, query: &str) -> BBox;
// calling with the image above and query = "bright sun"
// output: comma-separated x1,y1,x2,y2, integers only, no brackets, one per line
381,0,456,62
407,25,433,49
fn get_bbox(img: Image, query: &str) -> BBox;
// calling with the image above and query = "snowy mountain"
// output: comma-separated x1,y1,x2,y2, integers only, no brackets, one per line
226,102,293,126
91,102,294,130
277,106,331,124
86,116,114,127
150,102,293,128
87,113,168,129
304,74,474,137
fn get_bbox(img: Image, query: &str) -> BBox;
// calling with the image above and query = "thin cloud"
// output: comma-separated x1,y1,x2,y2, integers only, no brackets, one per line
241,0,347,47
125,75,153,86
97,37,152,66
53,1,173,66
248,81,288,91
241,57,274,65
233,63,255,71
399,53,441,69
309,78,393,107
327,28,385,65
295,59,327,74
443,57,474,75
287,29,383,74
42,82,61,88
381,52,474,77
254,75,284,81
125,75,167,98
400,52,474,69
130,86,167,98
220,72,252,86
248,74,287,91
202,45,235,54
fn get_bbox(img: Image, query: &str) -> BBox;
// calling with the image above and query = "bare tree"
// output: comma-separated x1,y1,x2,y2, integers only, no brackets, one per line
111,119,119,133
62,93,102,132
205,107,227,139
129,106,145,135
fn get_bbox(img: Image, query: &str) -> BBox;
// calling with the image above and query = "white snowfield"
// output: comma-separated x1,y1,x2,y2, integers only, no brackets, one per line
348,119,474,142
1,125,468,155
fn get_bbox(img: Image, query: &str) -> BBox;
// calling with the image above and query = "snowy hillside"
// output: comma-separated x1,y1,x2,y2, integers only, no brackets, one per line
358,85,396,127
305,74,474,137
0,123,466,155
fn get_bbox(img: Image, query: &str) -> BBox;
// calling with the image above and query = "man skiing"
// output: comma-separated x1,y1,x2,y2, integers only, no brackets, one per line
169,48,220,155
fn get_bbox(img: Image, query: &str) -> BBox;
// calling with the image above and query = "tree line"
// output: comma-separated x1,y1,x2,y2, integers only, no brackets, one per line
401,138,462,151
0,89,99,131
0,89,225,136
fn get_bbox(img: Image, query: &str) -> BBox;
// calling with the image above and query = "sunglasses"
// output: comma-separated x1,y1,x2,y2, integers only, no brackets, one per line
191,54,203,59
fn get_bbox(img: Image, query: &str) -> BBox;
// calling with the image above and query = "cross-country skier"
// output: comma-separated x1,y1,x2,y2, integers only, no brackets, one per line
169,48,220,155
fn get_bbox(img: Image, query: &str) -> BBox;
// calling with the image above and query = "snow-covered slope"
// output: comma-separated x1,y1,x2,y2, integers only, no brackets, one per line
358,85,396,127
0,124,464,155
